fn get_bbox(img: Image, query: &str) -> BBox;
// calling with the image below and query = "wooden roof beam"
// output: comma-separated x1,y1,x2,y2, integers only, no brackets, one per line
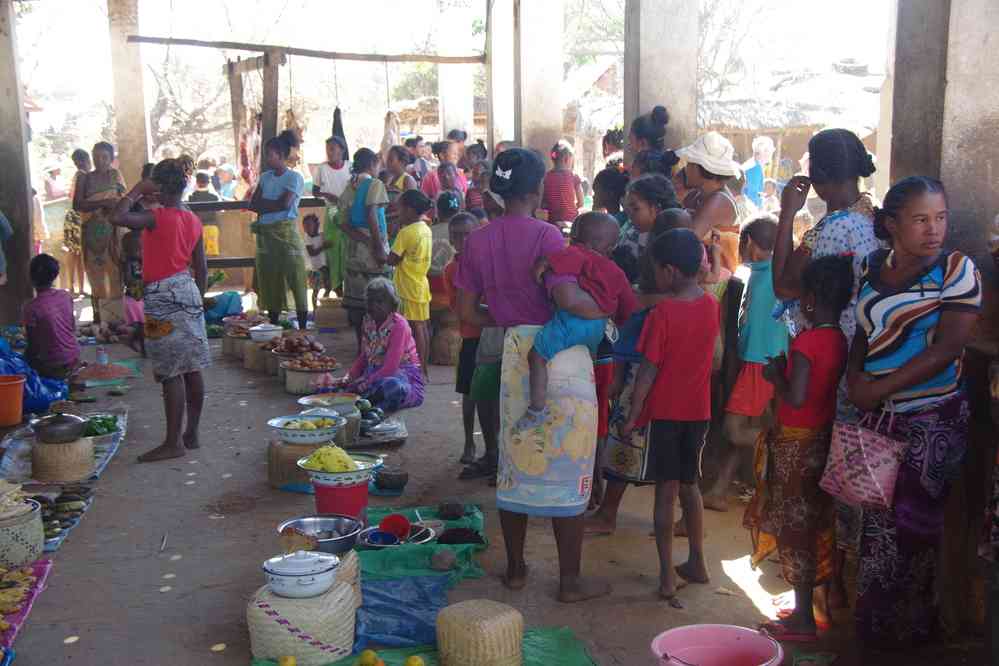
128,35,485,64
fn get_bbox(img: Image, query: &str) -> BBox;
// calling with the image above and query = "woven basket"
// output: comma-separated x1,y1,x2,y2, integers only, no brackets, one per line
32,437,95,482
333,551,362,609
0,500,43,568
222,334,248,358
247,582,355,666
244,342,270,372
437,599,523,666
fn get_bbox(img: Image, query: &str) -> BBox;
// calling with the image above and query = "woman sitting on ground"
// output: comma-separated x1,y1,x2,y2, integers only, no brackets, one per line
336,278,425,413
112,158,210,463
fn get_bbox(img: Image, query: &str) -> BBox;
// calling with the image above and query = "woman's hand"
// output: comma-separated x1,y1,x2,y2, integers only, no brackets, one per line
848,372,886,412
780,176,811,216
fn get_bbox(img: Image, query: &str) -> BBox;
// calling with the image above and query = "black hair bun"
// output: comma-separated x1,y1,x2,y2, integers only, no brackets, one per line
651,105,669,127
859,152,877,178
489,151,520,195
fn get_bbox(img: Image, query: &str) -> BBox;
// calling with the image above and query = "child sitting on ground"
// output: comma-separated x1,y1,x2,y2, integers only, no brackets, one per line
746,255,853,640
23,254,81,379
387,190,434,376
704,216,788,512
515,212,637,431
443,212,483,463
620,228,719,607
303,214,331,310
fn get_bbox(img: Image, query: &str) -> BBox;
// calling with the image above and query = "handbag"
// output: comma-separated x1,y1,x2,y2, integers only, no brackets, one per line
820,406,908,509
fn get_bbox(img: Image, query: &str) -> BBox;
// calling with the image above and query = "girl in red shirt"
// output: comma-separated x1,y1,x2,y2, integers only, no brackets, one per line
541,140,584,230
744,255,853,642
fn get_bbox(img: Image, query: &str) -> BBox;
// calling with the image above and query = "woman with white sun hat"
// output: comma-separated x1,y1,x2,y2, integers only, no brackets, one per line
676,131,743,272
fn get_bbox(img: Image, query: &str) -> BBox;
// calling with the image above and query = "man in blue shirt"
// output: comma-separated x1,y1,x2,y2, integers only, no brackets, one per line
741,135,775,209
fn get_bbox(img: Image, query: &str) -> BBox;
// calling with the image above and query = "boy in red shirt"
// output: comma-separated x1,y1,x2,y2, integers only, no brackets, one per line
516,212,638,431
621,228,719,607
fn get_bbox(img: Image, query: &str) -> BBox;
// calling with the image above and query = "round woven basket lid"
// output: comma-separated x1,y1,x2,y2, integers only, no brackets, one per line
248,582,355,666
437,599,524,665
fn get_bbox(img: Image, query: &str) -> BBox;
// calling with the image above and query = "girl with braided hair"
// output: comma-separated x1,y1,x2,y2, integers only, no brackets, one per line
771,127,881,611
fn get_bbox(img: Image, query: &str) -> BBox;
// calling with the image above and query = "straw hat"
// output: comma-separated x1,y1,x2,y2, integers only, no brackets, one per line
676,132,742,178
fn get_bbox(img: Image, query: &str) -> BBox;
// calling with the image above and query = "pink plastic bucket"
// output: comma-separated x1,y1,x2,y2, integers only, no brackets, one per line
651,624,783,666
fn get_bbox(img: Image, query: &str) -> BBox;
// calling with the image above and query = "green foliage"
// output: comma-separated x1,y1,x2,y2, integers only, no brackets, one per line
393,62,438,101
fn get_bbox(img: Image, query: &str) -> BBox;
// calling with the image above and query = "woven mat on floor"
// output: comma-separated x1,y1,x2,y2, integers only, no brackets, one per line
251,627,597,666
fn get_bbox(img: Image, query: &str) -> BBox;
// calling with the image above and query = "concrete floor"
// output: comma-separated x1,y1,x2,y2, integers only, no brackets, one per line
13,326,986,665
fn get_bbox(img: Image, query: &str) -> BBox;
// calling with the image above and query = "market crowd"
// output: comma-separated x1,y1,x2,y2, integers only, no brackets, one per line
10,104,995,655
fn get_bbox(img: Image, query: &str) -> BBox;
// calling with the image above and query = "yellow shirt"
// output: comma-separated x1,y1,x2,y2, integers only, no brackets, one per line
391,221,432,304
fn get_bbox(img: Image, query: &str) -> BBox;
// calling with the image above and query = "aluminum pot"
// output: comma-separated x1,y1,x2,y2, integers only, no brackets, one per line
31,413,87,444
262,550,339,598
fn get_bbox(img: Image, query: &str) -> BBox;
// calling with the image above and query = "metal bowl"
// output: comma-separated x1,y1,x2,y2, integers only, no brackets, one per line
277,514,363,555
31,413,87,444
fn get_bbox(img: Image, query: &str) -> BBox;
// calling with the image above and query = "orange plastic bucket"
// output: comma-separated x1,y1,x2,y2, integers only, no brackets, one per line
0,375,25,426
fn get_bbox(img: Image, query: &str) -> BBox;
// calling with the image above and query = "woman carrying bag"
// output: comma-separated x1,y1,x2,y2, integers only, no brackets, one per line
845,176,981,648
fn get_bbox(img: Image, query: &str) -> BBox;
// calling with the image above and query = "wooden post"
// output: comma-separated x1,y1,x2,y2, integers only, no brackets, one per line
260,50,280,172
107,0,150,186
227,64,245,165
0,0,34,324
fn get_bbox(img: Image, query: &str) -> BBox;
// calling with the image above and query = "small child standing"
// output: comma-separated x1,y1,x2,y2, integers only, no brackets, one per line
620,228,719,607
23,254,80,379
120,229,146,356
516,212,637,431
745,255,853,641
443,212,482,464
387,190,434,375
303,214,331,310
541,140,584,230
704,216,788,512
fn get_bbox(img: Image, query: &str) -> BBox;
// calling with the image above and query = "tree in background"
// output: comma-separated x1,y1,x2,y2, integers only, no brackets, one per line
562,0,771,100
147,51,232,159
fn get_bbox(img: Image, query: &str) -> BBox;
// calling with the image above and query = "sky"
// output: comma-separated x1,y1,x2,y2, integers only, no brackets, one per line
16,0,892,173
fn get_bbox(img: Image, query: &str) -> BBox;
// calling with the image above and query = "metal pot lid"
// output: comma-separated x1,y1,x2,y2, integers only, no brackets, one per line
262,550,339,576
33,413,87,427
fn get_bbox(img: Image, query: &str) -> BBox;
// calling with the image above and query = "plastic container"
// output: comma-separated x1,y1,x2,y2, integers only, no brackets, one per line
96,346,108,366
0,376,25,426
651,624,783,666
313,478,369,522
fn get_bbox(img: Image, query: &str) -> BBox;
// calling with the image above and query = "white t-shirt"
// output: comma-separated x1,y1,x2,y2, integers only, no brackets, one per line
314,162,351,202
305,233,327,270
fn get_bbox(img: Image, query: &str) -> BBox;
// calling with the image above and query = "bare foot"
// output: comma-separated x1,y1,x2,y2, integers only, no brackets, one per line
501,564,528,591
658,585,685,609
583,514,615,537
138,443,186,463
558,577,611,603
183,432,200,450
675,560,710,585
702,493,729,512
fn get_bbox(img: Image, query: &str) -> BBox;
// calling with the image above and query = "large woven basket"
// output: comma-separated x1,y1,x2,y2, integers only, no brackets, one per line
244,342,270,372
334,550,362,609
247,582,355,666
32,437,94,482
0,500,43,568
437,599,523,666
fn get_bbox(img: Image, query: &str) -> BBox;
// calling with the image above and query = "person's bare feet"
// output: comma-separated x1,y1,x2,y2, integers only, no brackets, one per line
138,443,186,463
183,432,200,450
583,514,615,536
501,564,528,590
675,559,710,584
558,577,611,603
702,493,729,512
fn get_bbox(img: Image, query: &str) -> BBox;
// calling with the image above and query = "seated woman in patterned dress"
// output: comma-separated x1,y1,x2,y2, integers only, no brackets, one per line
335,278,425,413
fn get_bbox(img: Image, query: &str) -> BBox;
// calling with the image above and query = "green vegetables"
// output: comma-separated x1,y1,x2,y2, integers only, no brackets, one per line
83,415,118,437
206,324,224,338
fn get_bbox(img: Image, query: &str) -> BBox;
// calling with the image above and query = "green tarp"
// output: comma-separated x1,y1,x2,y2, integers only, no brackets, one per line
251,627,598,666
358,505,488,586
